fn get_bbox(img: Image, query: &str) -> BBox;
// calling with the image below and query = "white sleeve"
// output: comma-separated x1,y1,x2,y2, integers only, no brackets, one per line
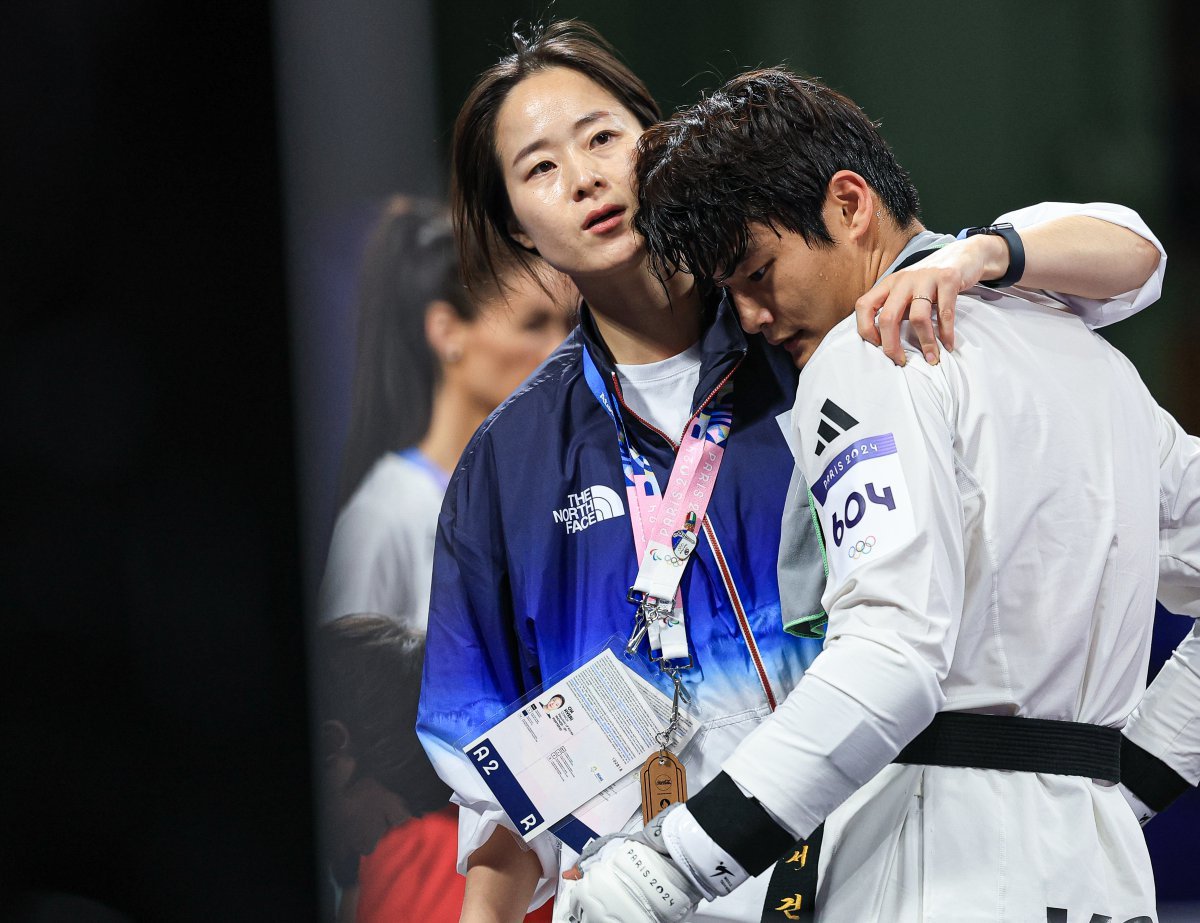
994,201,1166,329
422,735,563,907
1157,405,1200,617
317,496,413,623
722,332,963,839
1124,624,1200,787
1121,407,1200,787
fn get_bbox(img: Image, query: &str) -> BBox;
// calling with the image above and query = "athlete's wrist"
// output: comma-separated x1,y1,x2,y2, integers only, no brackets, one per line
660,802,750,900
685,770,796,878
1120,733,1192,815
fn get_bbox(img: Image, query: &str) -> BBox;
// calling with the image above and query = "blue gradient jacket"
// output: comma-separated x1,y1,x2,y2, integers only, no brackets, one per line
417,297,823,910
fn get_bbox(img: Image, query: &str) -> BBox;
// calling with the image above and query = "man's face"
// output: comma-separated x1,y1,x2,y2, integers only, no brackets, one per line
319,731,411,868
724,215,860,368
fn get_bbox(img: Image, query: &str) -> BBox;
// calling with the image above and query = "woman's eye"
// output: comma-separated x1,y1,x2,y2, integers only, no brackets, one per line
592,130,614,147
529,160,554,177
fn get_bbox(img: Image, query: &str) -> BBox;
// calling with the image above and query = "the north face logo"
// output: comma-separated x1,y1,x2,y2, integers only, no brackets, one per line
552,485,626,533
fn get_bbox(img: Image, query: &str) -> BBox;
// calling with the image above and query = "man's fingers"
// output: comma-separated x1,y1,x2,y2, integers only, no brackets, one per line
936,278,957,351
854,289,884,347
563,864,583,881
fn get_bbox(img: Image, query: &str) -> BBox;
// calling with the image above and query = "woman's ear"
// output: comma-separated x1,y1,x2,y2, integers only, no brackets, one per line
507,219,538,254
424,300,465,365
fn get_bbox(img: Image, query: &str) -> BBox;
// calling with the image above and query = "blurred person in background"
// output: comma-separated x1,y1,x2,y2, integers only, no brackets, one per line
314,613,558,923
416,19,1168,923
318,197,575,627
314,614,459,922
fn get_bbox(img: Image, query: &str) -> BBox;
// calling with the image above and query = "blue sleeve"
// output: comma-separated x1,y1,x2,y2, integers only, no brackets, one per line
416,432,561,900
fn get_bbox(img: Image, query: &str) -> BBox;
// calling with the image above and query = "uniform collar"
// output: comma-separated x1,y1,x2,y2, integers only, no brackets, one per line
879,229,957,281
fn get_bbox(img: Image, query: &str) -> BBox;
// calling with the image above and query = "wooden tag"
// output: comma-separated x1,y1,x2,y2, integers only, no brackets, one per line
640,750,688,823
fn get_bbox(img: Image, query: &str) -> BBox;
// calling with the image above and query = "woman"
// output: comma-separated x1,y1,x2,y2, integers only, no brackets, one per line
418,21,1165,922
318,197,574,627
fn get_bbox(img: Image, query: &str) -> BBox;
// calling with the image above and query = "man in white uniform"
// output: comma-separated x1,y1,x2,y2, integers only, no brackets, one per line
565,69,1199,922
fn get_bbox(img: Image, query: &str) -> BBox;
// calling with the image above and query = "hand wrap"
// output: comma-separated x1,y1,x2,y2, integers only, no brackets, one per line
566,807,703,923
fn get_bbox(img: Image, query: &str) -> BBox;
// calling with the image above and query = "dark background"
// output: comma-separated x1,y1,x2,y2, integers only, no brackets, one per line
2,1,1197,920
1,2,313,920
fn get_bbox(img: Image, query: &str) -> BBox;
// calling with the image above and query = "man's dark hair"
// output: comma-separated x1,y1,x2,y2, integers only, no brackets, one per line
452,19,660,293
635,68,920,287
313,615,450,816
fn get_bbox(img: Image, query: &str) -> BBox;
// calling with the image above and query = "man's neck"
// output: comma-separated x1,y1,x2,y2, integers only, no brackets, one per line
575,256,704,365
867,220,927,286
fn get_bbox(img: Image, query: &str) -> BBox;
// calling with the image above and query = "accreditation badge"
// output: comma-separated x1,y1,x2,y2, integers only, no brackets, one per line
460,642,698,852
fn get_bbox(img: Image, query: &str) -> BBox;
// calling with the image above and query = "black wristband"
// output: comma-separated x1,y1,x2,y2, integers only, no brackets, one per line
1121,734,1194,813
686,771,796,876
963,222,1025,289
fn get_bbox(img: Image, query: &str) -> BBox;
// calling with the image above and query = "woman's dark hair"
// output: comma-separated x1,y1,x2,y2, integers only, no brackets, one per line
635,68,921,287
451,19,660,292
338,195,542,506
337,197,467,506
313,614,451,816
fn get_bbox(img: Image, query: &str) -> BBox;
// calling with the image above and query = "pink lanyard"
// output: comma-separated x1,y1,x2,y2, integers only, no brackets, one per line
582,346,736,665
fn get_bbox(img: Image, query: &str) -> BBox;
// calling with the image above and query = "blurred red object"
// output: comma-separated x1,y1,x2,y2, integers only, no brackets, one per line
356,806,553,922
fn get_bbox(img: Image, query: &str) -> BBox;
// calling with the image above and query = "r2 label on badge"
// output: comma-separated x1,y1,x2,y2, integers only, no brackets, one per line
462,649,697,843
811,432,915,580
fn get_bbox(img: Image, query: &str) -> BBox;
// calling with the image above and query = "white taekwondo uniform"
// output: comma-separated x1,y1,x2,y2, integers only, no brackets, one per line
715,231,1198,923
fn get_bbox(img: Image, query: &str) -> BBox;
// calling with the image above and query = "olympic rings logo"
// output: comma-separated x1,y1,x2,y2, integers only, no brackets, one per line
650,548,683,566
848,535,877,559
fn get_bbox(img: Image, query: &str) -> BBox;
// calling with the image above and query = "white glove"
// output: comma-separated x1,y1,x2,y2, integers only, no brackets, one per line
566,810,703,923
1118,782,1157,827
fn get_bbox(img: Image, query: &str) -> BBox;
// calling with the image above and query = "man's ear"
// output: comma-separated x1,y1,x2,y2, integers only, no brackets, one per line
321,720,357,788
826,170,875,242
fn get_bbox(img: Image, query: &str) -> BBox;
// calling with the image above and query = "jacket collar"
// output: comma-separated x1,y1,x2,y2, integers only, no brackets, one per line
578,292,747,422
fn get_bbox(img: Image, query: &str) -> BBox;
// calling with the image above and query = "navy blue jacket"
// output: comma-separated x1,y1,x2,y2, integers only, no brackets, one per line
417,296,823,888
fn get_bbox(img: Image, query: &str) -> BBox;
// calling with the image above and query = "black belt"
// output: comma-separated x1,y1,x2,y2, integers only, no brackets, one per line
893,712,1122,783
760,824,822,922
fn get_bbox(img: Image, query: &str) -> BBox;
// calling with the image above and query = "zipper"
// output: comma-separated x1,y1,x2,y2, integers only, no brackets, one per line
609,359,740,449
611,371,677,447
611,360,778,712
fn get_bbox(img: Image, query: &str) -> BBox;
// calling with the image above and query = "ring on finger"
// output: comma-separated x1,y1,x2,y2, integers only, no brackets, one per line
911,295,935,305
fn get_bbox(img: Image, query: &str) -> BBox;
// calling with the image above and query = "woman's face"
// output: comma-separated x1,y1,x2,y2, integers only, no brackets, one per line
456,270,574,412
495,67,646,281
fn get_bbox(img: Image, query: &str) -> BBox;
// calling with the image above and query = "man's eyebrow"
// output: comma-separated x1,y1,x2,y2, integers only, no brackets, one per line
510,111,612,168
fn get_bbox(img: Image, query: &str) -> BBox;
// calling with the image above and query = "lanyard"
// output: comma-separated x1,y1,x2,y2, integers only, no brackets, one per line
581,344,735,675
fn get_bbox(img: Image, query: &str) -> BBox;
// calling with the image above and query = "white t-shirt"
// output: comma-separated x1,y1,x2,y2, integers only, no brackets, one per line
317,450,448,628
615,343,703,443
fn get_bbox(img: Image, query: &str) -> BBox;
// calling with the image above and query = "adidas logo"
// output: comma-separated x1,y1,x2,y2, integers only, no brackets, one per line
815,399,859,456
552,485,626,534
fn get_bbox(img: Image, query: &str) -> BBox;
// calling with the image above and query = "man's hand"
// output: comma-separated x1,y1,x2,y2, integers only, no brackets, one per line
856,234,1009,365
563,811,702,923
1118,782,1157,827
